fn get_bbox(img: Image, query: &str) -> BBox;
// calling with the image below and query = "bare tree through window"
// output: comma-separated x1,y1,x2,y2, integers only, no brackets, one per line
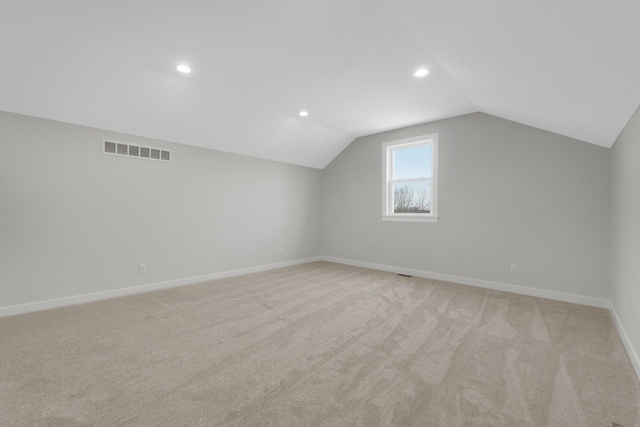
393,185,431,213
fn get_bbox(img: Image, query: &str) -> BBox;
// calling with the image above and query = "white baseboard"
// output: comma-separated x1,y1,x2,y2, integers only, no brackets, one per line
3,255,638,382
320,257,640,380
320,256,610,308
0,257,322,318
321,257,640,381
608,301,640,381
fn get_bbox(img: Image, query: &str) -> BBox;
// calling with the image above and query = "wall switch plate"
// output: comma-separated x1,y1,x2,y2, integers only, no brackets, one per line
510,264,517,274
280,248,285,255
353,246,358,253
139,264,147,274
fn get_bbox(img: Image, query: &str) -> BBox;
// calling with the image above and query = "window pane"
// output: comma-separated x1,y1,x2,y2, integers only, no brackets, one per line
393,181,431,213
393,144,432,179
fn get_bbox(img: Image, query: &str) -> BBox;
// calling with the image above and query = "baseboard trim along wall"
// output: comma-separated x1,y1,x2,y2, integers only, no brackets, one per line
1,256,609,317
321,256,609,308
3,255,639,382
609,301,640,381
0,257,322,318
322,256,640,381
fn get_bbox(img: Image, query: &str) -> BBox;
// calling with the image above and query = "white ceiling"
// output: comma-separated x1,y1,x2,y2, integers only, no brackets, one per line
1,1,639,169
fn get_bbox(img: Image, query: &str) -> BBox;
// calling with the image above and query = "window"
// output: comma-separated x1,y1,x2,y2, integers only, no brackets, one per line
382,134,438,223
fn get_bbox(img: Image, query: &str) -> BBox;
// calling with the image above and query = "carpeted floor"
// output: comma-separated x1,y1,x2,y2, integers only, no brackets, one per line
1,261,639,426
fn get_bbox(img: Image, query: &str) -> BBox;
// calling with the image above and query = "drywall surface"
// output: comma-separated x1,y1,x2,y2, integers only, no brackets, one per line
322,112,610,298
0,111,322,309
610,105,640,371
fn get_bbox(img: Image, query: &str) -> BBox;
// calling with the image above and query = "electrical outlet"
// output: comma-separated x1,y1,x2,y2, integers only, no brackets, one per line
510,264,517,274
280,247,285,255
353,246,358,253
139,264,147,274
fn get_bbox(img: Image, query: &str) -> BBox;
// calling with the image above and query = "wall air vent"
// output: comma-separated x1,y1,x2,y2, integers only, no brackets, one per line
102,139,171,163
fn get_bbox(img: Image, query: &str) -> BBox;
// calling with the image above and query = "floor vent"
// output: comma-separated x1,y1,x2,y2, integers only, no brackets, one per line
398,274,413,278
103,140,171,162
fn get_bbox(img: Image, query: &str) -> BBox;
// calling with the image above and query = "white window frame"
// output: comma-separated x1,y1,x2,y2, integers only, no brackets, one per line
382,133,438,223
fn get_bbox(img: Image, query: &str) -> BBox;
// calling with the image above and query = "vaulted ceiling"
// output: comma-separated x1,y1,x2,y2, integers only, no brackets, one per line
1,1,639,168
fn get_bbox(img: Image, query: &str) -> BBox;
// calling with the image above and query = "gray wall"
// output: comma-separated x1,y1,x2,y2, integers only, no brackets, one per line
322,113,610,298
0,111,322,308
0,109,616,311
611,105,640,365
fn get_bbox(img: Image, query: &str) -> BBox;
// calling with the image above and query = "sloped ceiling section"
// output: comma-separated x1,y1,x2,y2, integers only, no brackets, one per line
383,0,640,147
1,1,639,168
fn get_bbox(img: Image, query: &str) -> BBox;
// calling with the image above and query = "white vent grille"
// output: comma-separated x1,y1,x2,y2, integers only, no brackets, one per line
102,139,171,162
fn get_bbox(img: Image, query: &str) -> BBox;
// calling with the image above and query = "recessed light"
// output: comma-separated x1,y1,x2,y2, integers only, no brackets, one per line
413,68,429,77
299,111,309,117
177,64,191,74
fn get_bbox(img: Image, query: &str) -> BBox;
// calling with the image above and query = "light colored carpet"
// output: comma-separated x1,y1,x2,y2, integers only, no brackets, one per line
1,261,639,426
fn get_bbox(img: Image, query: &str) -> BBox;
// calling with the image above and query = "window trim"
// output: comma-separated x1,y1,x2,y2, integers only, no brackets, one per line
382,133,438,223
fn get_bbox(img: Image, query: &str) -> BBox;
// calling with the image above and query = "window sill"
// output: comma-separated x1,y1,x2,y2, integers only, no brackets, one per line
382,215,439,223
